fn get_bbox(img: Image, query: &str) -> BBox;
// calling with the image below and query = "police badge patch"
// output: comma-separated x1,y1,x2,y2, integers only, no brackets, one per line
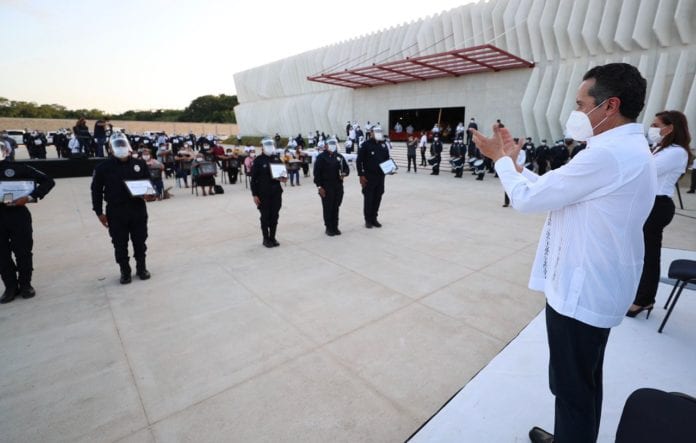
4,169,15,178
134,165,141,172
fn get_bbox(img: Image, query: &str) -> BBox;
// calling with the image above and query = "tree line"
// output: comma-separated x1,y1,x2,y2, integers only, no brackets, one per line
0,94,238,123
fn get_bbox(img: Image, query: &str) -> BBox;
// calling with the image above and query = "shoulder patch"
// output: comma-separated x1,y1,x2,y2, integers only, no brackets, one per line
134,164,141,172
4,169,15,178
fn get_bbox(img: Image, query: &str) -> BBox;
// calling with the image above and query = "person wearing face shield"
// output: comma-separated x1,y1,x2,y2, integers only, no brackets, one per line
356,125,391,228
429,135,443,175
251,138,285,247
91,133,156,284
0,140,55,304
314,138,350,236
473,63,656,443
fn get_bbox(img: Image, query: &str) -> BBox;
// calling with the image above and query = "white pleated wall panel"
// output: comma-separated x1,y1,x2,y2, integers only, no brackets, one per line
526,0,546,61
665,49,693,111
520,67,542,140
502,0,520,55
581,0,605,56
546,63,571,141
433,13,446,54
675,0,694,44
642,52,669,127
481,0,497,44
598,0,622,53
567,0,590,58
459,5,475,47
470,4,484,46
653,0,678,47
632,0,659,49
553,0,574,59
491,0,509,48
615,0,640,51
683,73,696,128
451,6,466,47
514,0,534,60
533,66,555,138
539,0,560,60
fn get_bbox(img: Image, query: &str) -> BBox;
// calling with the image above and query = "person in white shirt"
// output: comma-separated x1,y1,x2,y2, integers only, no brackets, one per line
474,63,655,443
419,131,428,166
627,110,692,318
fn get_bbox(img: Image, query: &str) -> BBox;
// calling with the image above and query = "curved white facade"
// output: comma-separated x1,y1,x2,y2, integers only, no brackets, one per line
234,0,696,142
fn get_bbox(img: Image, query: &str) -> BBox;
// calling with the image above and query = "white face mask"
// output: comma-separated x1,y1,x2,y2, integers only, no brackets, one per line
564,100,608,142
142,155,151,161
112,147,130,158
374,131,384,141
328,143,337,153
647,127,663,145
262,145,274,156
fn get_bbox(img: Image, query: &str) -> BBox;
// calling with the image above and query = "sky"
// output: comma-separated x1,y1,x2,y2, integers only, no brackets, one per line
1,0,477,114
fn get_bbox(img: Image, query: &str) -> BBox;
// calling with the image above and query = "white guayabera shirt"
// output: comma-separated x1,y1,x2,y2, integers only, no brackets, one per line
495,123,656,328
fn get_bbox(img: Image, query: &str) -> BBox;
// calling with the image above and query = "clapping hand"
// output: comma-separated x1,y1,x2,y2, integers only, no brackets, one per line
472,124,525,172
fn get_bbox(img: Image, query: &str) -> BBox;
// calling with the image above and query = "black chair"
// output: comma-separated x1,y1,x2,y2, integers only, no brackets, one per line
659,259,696,333
615,388,696,442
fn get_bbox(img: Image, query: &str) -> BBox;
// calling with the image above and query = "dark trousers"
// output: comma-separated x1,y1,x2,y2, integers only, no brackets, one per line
321,185,344,230
431,157,441,174
407,155,417,172
689,168,695,192
106,202,148,265
634,196,675,306
0,207,33,289
538,161,548,175
258,191,282,231
420,148,426,166
504,193,510,206
362,174,384,223
546,304,610,443
228,167,238,184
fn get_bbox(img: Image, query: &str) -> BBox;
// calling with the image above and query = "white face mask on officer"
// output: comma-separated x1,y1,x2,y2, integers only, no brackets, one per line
647,127,663,145
564,99,608,142
373,128,384,141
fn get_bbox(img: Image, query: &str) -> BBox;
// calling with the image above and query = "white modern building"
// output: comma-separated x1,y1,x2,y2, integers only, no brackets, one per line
233,0,696,142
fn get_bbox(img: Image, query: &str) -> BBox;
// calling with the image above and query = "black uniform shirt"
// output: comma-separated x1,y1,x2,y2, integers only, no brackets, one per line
91,156,151,215
356,139,390,177
313,151,350,188
250,154,283,197
0,160,55,204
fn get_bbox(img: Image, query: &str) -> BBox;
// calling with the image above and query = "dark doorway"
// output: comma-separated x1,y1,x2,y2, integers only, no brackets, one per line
388,106,465,141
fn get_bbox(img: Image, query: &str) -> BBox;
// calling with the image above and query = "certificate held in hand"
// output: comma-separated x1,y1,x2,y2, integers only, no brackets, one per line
270,164,288,180
124,179,156,197
380,159,398,175
0,180,35,204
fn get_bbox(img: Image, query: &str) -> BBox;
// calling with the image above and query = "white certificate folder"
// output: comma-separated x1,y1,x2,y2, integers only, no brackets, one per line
124,179,155,197
0,180,35,201
271,164,288,179
379,159,398,174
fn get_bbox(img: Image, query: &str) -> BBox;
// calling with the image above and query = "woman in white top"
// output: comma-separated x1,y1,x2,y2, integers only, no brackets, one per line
627,110,692,317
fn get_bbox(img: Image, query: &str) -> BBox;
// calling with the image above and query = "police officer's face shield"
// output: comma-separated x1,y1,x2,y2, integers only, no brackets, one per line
373,127,384,141
110,136,132,159
327,139,338,153
261,139,275,156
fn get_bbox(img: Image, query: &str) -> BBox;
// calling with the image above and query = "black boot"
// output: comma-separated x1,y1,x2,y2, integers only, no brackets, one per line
269,225,280,247
135,258,151,280
18,284,36,299
0,286,17,304
262,227,273,248
119,262,132,284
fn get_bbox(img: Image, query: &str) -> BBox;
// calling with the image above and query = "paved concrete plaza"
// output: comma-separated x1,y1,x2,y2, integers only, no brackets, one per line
1,164,694,442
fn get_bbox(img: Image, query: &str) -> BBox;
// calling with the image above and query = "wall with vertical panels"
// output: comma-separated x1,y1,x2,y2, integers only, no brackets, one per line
234,0,696,144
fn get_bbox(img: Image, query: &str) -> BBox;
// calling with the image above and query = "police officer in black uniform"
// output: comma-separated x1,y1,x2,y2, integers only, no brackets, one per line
357,125,390,229
0,140,55,303
314,138,350,236
251,138,285,247
91,133,155,284
535,139,550,175
522,137,535,170
449,136,465,178
430,135,443,175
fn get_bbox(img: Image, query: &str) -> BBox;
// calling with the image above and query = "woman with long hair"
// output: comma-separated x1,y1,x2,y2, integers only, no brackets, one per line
627,110,692,318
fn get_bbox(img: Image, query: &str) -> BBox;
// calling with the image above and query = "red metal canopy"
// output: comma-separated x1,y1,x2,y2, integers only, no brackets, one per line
307,44,534,89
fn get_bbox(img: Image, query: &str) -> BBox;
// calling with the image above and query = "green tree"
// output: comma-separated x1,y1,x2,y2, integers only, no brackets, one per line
179,94,238,123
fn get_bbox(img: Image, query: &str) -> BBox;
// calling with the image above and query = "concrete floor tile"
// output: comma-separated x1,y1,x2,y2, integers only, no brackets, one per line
151,351,416,443
0,303,147,443
420,272,546,341
324,304,503,420
115,293,313,422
